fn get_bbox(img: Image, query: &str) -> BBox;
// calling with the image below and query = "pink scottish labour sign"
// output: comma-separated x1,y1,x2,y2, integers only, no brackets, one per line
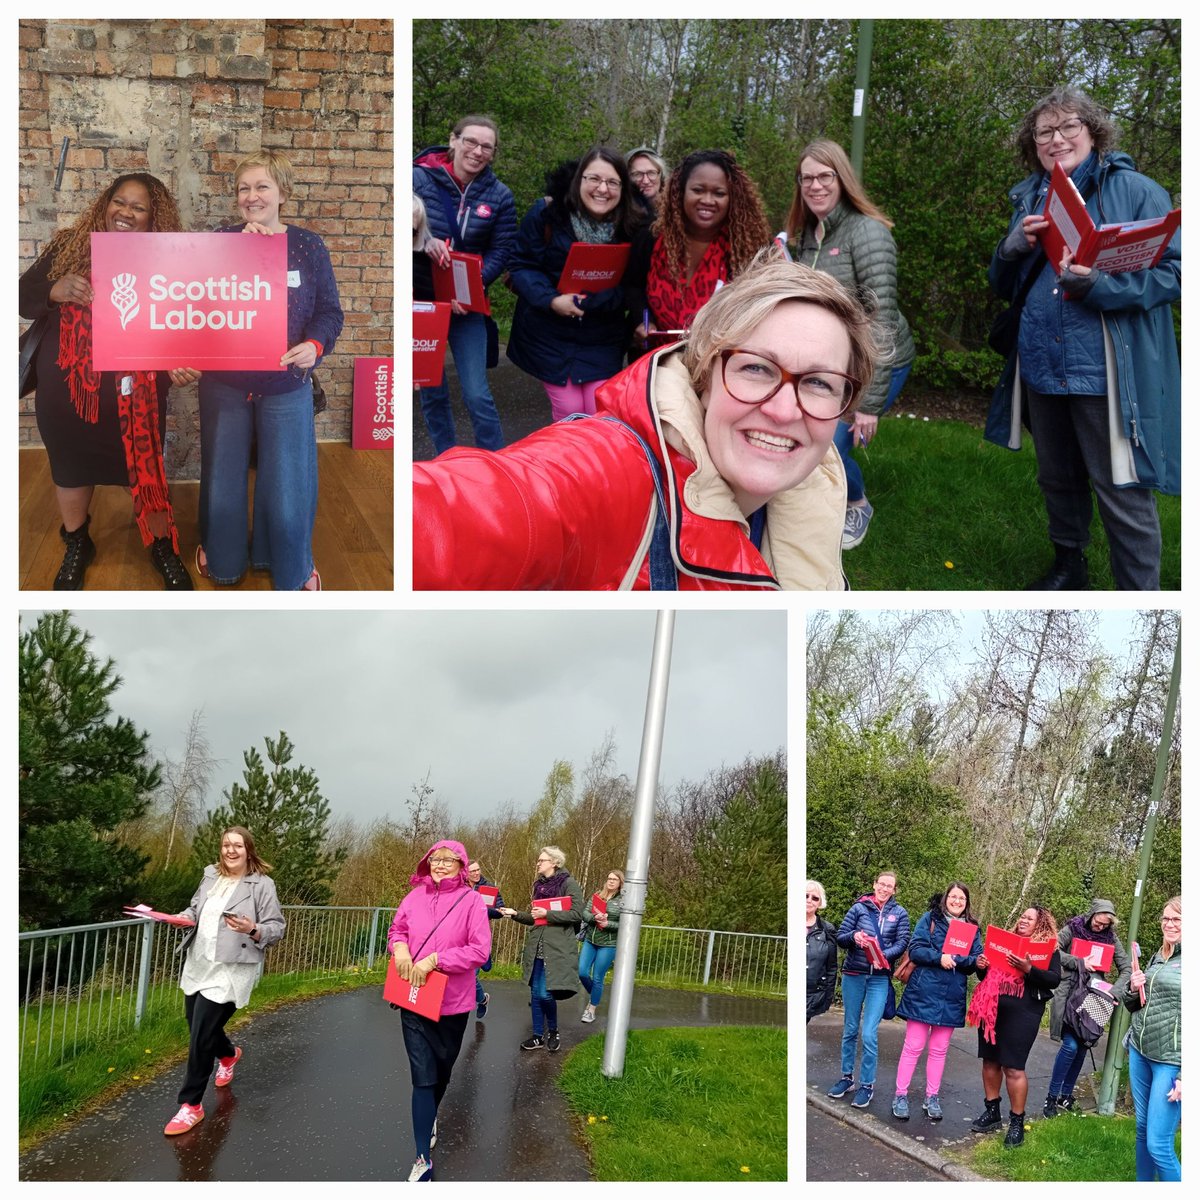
352,357,394,450
90,232,287,370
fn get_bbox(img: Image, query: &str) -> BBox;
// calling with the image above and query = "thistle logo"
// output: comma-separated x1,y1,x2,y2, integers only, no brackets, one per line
110,273,140,330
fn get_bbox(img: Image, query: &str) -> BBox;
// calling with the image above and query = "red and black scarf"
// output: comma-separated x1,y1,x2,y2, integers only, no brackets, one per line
56,302,178,551
646,231,729,333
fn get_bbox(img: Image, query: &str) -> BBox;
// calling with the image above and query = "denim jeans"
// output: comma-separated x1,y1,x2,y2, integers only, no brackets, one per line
578,941,616,1006
529,958,557,1036
199,377,317,590
839,972,890,1085
1048,1029,1089,1097
419,311,504,455
834,363,911,503
1127,1044,1181,1181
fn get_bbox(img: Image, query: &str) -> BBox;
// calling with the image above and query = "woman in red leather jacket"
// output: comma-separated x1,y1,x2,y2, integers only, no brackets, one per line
413,252,886,591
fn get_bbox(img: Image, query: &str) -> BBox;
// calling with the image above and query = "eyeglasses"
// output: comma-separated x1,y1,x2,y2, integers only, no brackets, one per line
1034,118,1085,144
630,169,660,182
799,170,838,189
718,349,858,420
1091,920,1113,930
581,174,622,192
805,893,822,901
429,856,460,867
457,135,496,156
1161,916,1182,925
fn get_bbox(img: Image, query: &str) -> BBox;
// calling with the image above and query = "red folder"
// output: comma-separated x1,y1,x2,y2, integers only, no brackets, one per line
942,919,979,956
123,905,195,927
532,895,573,926
477,885,499,908
1069,937,1114,972
383,958,448,1020
984,925,1056,978
591,894,608,916
862,933,889,970
1041,161,1180,273
556,242,631,293
412,301,452,387
432,250,491,314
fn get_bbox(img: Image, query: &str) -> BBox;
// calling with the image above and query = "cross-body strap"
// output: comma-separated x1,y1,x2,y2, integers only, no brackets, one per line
412,888,471,960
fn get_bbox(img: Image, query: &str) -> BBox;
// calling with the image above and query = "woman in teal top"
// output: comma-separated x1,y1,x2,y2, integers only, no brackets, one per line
577,869,624,1022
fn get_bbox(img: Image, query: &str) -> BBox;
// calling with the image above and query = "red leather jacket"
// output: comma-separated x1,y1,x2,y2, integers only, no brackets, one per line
413,347,846,590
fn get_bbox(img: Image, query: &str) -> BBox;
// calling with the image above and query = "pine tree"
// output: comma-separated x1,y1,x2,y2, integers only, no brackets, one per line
19,612,158,928
192,731,346,904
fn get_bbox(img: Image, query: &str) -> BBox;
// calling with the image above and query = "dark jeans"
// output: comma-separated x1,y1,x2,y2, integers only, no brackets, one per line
1048,1029,1089,1096
178,991,237,1105
1025,388,1161,589
529,957,557,1035
419,311,504,454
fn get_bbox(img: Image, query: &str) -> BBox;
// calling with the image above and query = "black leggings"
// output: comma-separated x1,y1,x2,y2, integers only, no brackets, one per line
178,991,237,1105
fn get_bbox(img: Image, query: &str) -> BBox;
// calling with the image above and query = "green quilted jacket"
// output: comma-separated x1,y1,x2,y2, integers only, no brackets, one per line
794,200,916,415
1124,944,1181,1066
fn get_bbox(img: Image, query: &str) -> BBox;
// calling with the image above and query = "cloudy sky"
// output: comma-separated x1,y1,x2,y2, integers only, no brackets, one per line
20,609,788,830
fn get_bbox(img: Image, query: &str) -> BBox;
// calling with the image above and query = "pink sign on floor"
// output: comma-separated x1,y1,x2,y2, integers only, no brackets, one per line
90,232,287,371
352,357,394,450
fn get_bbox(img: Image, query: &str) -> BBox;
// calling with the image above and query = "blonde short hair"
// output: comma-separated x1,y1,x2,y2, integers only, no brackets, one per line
413,194,430,251
234,150,294,201
540,845,567,869
681,250,890,415
806,880,827,909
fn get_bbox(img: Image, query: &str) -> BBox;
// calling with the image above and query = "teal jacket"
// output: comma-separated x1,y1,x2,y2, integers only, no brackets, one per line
580,889,624,948
1124,944,1181,1066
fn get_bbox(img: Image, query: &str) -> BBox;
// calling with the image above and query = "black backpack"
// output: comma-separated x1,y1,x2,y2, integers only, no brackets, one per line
1063,972,1119,1047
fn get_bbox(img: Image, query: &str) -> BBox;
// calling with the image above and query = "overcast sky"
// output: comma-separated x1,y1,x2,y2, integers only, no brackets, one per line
20,609,787,830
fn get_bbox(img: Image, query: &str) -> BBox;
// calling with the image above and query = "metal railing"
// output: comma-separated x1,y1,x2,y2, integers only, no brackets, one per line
19,906,785,1073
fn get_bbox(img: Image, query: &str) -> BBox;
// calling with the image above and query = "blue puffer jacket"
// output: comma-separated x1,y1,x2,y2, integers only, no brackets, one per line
896,908,984,1028
506,199,640,385
837,894,910,976
413,146,517,301
986,151,1180,494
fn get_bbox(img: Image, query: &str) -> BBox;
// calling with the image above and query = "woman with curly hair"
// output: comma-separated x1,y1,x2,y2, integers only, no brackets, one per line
19,173,196,589
632,149,772,349
967,904,1061,1148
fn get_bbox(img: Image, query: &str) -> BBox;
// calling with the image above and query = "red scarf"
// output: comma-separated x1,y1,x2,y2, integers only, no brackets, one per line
967,960,1027,1044
646,232,729,332
56,303,178,551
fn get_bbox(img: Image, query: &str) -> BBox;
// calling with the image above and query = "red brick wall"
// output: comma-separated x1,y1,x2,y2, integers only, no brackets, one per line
18,18,393,476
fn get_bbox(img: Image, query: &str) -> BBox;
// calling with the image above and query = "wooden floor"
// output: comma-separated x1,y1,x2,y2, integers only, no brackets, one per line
19,443,394,592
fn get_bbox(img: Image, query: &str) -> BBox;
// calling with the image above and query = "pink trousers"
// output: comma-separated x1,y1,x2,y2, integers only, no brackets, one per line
895,1020,954,1095
543,380,603,422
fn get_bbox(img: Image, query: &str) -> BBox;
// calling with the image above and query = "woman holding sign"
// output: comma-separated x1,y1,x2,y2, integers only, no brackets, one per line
387,840,492,1183
19,172,195,590
967,904,1061,1147
577,869,625,1022
1123,896,1181,1181
506,149,649,421
987,87,1180,591
891,883,984,1122
498,846,584,1052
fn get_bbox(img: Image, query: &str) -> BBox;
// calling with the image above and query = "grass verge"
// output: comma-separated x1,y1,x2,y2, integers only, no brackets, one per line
841,416,1180,590
557,1025,786,1181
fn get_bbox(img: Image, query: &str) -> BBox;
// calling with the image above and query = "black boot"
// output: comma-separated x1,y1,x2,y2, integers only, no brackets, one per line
1043,1093,1060,1118
149,537,194,590
1004,1111,1026,1148
53,516,96,590
1025,543,1089,590
971,1097,1003,1133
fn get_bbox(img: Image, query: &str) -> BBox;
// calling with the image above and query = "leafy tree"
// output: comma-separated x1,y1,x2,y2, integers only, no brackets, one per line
19,612,158,928
192,732,346,905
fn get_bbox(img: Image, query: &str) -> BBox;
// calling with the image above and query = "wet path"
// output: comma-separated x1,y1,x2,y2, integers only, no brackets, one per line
20,980,784,1181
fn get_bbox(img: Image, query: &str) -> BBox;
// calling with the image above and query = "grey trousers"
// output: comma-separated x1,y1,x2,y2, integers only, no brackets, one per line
1026,389,1161,590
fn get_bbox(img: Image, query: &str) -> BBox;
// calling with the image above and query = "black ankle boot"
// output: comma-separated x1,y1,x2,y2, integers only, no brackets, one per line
1043,1093,1060,1118
54,516,96,590
149,537,194,590
1025,543,1089,590
1004,1111,1026,1147
971,1097,1003,1133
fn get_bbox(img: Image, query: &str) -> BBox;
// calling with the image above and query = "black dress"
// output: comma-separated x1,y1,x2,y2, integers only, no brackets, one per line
977,950,1062,1069
19,253,171,488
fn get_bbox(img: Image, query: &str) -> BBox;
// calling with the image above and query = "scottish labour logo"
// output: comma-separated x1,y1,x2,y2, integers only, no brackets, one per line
110,273,140,330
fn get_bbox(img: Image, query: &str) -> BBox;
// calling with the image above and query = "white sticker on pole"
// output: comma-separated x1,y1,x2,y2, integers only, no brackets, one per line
1135,878,1143,896
854,89,865,117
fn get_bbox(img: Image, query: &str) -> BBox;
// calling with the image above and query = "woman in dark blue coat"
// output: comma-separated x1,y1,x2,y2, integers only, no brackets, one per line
891,883,984,1122
506,147,649,423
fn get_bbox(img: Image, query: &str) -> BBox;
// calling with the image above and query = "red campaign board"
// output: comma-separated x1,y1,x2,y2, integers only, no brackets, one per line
91,232,287,371
862,933,889,970
477,886,499,908
413,301,451,387
532,895,573,926
557,242,631,293
942,919,979,956
591,894,608,916
351,356,394,450
383,959,448,1020
1069,937,1115,972
984,925,1056,978
432,251,490,314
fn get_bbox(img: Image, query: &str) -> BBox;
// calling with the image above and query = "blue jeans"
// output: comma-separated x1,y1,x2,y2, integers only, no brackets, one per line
199,378,317,590
419,311,504,455
839,973,890,1085
1127,1044,1181,1181
529,958,557,1036
1048,1030,1089,1096
834,363,911,503
578,941,616,1006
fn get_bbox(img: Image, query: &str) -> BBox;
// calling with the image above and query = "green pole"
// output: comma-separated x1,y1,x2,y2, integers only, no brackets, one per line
1096,632,1181,1115
850,19,874,176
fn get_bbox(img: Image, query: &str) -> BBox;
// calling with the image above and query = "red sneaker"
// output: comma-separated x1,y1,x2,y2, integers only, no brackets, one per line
214,1045,242,1087
164,1103,205,1135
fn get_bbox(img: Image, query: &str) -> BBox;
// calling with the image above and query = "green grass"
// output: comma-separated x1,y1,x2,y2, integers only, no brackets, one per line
954,1109,1181,1181
557,1025,786,1181
841,416,1181,590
